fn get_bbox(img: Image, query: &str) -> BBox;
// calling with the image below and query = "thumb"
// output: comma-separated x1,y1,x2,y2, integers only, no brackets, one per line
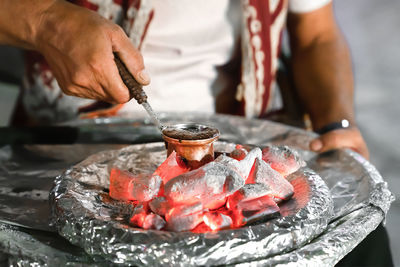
310,138,323,152
310,131,345,153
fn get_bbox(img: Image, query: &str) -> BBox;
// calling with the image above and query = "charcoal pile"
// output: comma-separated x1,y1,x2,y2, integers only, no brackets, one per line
109,145,306,232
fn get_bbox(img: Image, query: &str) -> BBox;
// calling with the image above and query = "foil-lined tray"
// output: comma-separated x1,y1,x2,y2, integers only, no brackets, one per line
51,142,333,266
0,113,394,265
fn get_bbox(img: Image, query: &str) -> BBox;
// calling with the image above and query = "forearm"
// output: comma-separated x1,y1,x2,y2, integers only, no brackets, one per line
287,5,369,159
290,32,355,130
0,0,55,49
287,2,357,130
0,0,148,105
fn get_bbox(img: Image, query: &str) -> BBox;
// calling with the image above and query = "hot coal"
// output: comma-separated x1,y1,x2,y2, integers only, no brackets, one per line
191,222,213,233
109,143,302,232
203,212,233,231
109,168,161,202
162,125,219,140
227,183,272,210
129,203,149,228
109,168,135,202
165,202,205,232
247,158,294,201
205,198,227,210
166,202,204,218
262,145,306,176
152,151,189,184
164,161,244,208
231,195,280,227
149,197,170,216
166,211,204,232
215,147,261,181
142,213,166,230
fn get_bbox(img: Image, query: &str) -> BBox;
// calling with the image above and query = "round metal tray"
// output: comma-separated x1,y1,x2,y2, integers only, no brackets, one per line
0,113,393,266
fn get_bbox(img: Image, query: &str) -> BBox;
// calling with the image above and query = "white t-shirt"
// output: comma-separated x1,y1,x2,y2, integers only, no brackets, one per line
289,0,331,13
119,0,331,117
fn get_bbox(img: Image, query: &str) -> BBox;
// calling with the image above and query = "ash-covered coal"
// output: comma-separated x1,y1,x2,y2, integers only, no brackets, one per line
108,145,305,232
247,158,294,201
162,125,219,140
203,212,233,230
163,161,244,208
109,169,161,202
262,145,306,176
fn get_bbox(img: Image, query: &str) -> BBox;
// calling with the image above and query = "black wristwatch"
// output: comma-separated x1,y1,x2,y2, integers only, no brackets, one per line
315,119,350,135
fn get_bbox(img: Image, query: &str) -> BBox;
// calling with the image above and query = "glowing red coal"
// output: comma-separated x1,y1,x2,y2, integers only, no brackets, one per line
109,145,303,232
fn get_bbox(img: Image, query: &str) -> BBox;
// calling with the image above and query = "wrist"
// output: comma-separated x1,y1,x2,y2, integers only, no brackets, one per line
32,0,62,51
315,119,351,135
309,106,355,131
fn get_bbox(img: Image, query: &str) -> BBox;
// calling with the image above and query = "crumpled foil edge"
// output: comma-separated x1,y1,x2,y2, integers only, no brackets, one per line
346,150,395,221
237,205,383,267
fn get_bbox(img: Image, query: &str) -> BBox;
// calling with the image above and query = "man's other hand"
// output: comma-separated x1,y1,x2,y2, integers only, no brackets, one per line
310,127,369,160
34,0,150,103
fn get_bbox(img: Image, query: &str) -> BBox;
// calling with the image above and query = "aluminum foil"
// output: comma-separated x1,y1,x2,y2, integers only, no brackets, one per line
51,142,333,266
0,222,100,266
0,113,394,265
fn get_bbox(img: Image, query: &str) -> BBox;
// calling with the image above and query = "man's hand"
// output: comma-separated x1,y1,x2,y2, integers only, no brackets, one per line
34,0,150,103
310,127,369,159
0,0,150,104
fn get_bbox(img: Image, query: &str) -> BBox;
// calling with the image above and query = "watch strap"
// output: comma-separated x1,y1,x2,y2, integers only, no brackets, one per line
315,119,350,135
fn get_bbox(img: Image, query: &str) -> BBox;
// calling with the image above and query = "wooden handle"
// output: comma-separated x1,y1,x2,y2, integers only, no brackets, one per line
114,53,147,104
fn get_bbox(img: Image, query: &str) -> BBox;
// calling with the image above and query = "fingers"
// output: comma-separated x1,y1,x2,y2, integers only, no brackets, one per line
111,26,150,86
57,55,128,104
95,55,131,104
99,24,150,103
310,127,370,160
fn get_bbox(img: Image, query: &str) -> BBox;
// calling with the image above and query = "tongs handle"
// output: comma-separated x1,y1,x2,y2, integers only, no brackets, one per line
114,53,148,104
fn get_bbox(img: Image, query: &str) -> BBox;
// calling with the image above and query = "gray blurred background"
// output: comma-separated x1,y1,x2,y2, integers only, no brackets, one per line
0,0,399,265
